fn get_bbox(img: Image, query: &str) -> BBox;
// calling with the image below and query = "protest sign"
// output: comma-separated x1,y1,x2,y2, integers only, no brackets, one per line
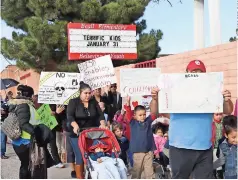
78,55,117,90
37,104,58,130
120,68,160,97
38,72,81,105
68,23,137,60
158,72,224,113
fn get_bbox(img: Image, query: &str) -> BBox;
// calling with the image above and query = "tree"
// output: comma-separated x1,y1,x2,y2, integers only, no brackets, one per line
1,0,164,72
229,37,237,42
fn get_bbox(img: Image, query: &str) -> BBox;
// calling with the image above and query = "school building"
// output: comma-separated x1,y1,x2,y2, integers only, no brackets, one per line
0,65,40,97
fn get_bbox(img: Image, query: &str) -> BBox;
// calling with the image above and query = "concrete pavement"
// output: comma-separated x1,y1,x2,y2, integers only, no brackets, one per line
1,144,166,179
1,144,72,179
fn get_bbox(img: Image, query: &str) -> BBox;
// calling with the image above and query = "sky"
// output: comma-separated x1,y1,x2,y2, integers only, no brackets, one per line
0,0,236,71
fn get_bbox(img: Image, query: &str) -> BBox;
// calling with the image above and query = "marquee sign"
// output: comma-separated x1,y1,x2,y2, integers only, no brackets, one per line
67,23,137,60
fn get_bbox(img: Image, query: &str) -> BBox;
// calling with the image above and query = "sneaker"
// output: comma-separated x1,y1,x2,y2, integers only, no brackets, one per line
54,163,65,168
1,155,9,159
71,171,76,178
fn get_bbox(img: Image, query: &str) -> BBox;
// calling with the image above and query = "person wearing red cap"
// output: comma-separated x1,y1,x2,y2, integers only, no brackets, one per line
150,60,233,179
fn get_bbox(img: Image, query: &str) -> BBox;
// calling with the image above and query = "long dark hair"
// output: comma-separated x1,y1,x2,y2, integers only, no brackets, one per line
17,85,34,98
79,81,91,94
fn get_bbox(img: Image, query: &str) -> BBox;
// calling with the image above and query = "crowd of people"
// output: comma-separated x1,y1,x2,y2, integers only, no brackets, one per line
0,59,237,179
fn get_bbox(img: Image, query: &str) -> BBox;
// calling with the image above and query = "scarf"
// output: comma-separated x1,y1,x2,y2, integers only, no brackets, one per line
212,119,223,148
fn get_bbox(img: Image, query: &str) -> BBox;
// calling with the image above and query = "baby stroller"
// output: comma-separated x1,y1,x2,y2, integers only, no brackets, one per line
79,128,125,179
153,156,171,179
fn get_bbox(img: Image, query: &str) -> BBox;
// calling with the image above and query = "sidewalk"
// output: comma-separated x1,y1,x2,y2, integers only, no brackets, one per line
1,144,71,179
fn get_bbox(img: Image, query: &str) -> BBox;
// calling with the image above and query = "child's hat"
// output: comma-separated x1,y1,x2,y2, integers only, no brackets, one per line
89,139,110,152
186,60,206,72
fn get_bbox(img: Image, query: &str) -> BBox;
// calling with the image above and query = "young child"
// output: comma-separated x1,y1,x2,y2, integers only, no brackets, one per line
152,122,167,158
113,108,131,141
112,122,130,167
124,95,157,179
88,139,127,179
212,112,224,178
213,115,237,179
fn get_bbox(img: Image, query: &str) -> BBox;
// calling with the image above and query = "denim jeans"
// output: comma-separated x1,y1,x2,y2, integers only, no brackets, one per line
69,137,83,165
1,130,7,156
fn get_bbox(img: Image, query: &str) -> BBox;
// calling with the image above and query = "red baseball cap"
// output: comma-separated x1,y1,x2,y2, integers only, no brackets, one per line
186,60,206,72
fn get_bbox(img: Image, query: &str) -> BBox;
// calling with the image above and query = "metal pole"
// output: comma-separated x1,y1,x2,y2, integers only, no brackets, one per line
194,0,205,49
208,0,221,46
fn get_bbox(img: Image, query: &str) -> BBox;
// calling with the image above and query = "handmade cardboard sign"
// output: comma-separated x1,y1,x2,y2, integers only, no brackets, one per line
37,104,58,130
158,72,224,113
78,55,117,90
38,72,81,105
120,68,160,97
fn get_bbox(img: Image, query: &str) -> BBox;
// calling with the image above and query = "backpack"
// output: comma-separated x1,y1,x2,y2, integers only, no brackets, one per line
1,106,22,140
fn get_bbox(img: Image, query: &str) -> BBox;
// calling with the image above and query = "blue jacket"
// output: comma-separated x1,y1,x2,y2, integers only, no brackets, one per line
129,116,156,153
213,139,237,178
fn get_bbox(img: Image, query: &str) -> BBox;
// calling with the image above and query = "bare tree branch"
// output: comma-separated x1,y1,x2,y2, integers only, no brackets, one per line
152,0,182,7
166,0,173,7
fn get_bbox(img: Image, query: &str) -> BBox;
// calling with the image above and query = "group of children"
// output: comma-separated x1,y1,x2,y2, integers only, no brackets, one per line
98,91,237,179
97,93,170,179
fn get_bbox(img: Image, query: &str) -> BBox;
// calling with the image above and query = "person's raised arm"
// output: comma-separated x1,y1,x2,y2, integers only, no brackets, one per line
150,88,159,117
95,102,107,129
124,96,133,123
222,90,233,115
67,99,79,135
150,88,170,119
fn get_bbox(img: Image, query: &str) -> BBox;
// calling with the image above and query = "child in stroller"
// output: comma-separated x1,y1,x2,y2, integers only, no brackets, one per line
79,128,127,179
152,117,171,179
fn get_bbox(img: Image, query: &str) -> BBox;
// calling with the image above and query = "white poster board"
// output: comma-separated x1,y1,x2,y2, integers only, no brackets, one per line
38,72,81,105
158,72,224,113
120,68,161,97
78,55,117,90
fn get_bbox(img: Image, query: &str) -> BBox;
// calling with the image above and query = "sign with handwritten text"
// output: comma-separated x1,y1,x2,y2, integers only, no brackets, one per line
120,68,161,97
78,55,117,90
158,72,224,113
38,72,81,105
37,104,58,130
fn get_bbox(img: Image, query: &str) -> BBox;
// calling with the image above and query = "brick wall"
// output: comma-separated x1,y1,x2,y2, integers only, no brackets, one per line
156,41,237,107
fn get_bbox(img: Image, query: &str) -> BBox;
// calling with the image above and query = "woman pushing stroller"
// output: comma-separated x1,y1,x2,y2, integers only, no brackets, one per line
67,81,108,178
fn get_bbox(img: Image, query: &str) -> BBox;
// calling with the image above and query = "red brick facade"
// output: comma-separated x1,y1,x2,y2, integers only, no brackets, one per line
0,65,40,98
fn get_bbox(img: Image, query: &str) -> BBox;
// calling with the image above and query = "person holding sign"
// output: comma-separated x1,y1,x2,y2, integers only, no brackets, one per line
67,81,107,179
91,87,112,117
150,60,234,179
106,83,122,117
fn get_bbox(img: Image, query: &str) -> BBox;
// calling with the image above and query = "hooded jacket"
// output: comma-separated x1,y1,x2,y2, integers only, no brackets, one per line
8,97,36,137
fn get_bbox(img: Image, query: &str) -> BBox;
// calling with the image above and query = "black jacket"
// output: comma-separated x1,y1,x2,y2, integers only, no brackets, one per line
67,98,105,137
117,136,129,165
8,97,35,135
106,91,122,116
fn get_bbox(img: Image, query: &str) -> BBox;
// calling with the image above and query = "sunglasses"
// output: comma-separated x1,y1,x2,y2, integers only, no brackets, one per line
111,86,117,88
